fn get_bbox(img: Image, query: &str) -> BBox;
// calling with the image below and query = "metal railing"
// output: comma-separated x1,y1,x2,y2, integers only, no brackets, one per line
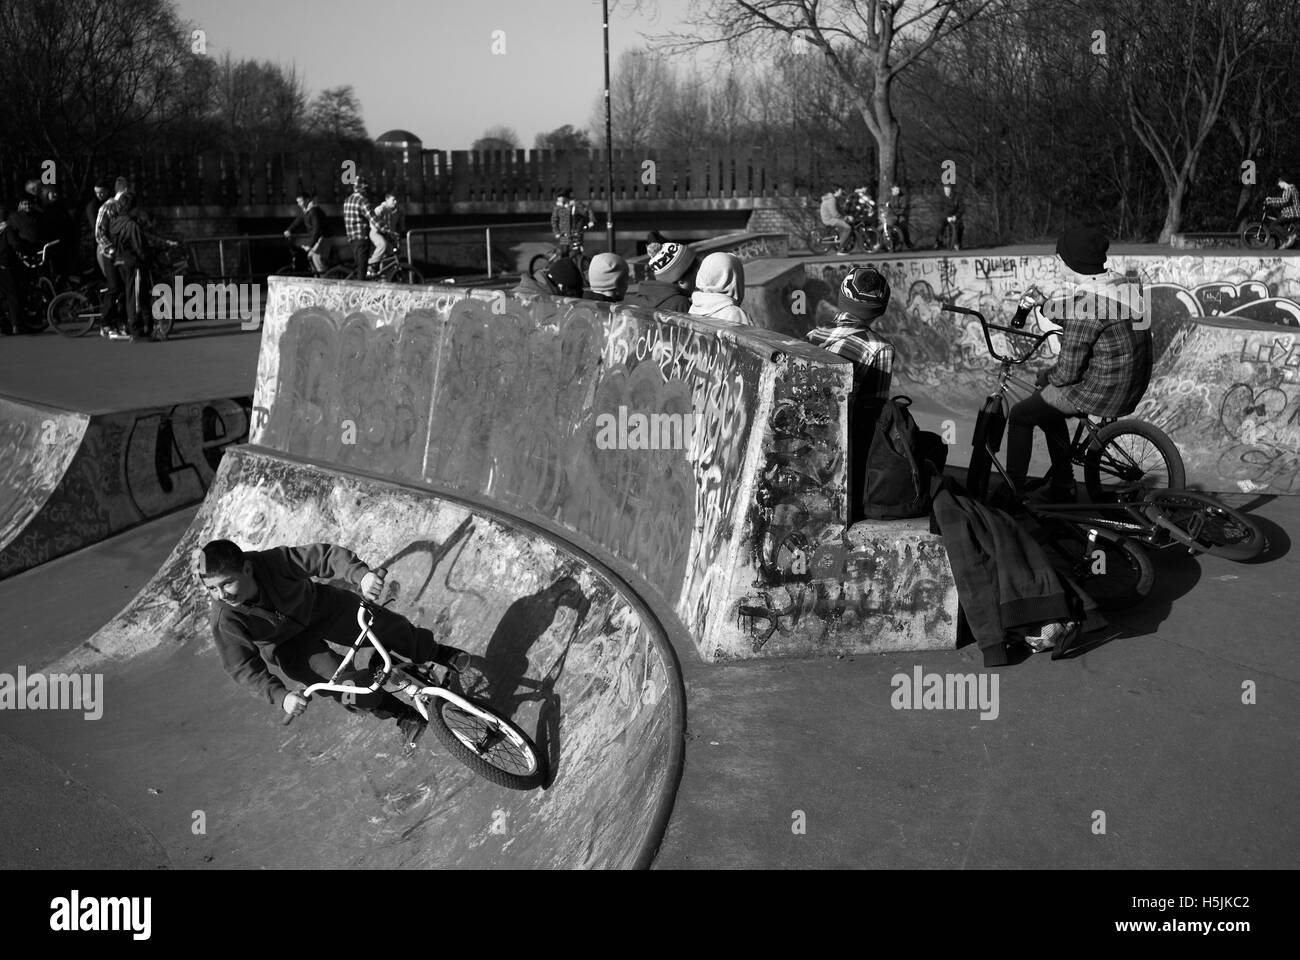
405,221,550,278
180,232,286,278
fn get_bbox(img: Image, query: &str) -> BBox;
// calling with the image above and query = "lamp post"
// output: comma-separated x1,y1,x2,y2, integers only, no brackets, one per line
603,0,615,251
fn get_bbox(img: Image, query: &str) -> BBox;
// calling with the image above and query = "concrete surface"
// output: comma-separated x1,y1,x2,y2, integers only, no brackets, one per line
0,394,251,578
3,445,683,869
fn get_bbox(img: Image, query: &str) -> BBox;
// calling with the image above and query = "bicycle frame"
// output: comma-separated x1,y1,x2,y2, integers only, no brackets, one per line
291,599,481,724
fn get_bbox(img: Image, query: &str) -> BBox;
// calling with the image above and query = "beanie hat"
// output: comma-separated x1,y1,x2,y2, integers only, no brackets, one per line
546,258,583,297
837,267,891,321
647,241,695,283
1056,226,1109,275
587,252,629,296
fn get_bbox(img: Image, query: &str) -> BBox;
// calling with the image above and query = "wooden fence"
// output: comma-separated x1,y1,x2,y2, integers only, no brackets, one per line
2,148,832,207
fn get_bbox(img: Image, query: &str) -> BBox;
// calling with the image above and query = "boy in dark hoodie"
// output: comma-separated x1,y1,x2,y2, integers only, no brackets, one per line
514,257,584,298
195,539,471,740
627,241,697,313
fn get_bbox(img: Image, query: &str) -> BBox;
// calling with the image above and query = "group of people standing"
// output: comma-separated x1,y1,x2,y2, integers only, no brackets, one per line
283,178,406,278
0,179,77,336
820,182,964,253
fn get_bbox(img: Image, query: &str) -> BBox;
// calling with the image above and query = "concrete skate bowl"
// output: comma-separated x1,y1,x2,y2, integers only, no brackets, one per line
755,252,1300,494
0,393,251,578
44,445,683,869
245,277,964,663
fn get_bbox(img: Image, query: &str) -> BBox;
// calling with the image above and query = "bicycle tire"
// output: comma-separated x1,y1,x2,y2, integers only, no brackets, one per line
323,266,351,280
810,234,836,255
527,253,549,276
1239,223,1276,250
1142,490,1265,561
46,289,97,337
426,694,545,790
1084,419,1185,502
393,265,423,285
1044,521,1154,611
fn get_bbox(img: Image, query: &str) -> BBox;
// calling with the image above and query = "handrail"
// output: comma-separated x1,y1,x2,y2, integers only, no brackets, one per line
405,221,550,277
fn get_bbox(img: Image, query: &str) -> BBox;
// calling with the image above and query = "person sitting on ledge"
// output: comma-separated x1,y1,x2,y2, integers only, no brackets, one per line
584,252,629,303
627,241,698,313
689,252,752,325
194,539,471,741
806,266,896,521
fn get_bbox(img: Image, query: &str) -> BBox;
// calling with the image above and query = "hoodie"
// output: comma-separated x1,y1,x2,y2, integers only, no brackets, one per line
209,543,372,708
689,252,751,325
626,279,692,314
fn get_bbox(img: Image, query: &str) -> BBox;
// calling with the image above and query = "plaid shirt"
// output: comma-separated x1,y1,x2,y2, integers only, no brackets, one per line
1047,274,1152,417
550,201,591,240
94,195,124,257
343,190,378,242
1266,184,1300,219
806,315,894,401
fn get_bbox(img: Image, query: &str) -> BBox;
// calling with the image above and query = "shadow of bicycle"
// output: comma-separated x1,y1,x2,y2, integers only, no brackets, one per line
456,576,591,789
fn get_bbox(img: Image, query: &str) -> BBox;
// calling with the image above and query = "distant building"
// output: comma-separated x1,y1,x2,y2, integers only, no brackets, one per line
375,129,423,166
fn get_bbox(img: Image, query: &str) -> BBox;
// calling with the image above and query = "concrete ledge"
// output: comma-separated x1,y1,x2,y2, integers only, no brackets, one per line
1171,232,1242,250
627,231,789,280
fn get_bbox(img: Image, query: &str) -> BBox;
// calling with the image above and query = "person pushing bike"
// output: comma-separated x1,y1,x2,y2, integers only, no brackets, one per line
283,189,333,275
550,187,595,259
1005,226,1152,504
195,539,471,742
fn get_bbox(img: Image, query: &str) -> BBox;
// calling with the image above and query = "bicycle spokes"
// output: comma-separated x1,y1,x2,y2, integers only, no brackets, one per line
1095,435,1168,489
440,702,534,775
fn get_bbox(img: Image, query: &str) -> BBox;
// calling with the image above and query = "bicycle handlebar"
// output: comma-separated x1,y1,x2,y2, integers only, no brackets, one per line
281,572,399,726
942,303,1052,365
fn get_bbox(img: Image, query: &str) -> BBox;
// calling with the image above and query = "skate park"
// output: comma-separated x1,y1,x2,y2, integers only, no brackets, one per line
1,242,1297,870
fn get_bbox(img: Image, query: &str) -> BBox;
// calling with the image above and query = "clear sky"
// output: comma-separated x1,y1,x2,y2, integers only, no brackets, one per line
174,0,701,150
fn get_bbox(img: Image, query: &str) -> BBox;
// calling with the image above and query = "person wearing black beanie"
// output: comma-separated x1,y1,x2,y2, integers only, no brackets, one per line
1004,226,1153,503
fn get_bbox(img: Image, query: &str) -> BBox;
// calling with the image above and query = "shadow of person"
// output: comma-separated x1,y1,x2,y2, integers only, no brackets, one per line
463,576,591,788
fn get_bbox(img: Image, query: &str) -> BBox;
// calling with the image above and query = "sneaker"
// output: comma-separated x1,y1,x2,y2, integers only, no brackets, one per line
1021,619,1078,653
107,328,131,341
433,645,473,673
1282,234,1298,250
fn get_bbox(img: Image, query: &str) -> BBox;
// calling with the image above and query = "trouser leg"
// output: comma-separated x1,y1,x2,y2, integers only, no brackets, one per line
1007,391,1076,489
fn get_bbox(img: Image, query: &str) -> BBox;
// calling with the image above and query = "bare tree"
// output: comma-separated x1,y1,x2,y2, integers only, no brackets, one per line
1107,0,1273,242
589,48,675,150
209,53,310,152
472,125,520,151
661,0,1000,204
0,0,193,195
305,86,369,145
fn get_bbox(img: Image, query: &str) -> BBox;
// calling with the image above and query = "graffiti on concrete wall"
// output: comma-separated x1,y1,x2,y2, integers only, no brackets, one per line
717,355,958,659
0,397,251,578
1137,327,1300,493
253,278,764,637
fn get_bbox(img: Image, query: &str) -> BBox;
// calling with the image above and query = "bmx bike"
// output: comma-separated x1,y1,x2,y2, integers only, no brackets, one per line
272,237,351,279
1240,202,1298,250
945,303,1264,606
282,583,545,791
810,215,885,255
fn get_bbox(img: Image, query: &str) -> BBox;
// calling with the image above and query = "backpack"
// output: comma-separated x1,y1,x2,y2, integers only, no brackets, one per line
861,395,945,520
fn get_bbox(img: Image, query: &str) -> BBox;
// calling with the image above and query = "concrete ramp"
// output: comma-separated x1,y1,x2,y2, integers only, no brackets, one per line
0,393,251,578
44,444,682,869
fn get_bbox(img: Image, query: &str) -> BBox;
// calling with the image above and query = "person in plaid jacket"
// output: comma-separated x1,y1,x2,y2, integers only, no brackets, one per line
1006,226,1152,502
343,176,381,279
1264,175,1299,248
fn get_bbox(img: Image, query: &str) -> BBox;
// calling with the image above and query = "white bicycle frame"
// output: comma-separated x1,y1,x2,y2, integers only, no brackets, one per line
289,602,483,724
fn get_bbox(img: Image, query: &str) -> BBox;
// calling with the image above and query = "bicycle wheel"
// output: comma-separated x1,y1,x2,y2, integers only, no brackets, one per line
527,253,549,276
577,253,592,275
1083,419,1185,502
1142,490,1265,561
810,233,836,255
425,694,544,790
323,266,351,280
46,289,97,337
1240,223,1276,250
1045,521,1154,611
391,265,423,285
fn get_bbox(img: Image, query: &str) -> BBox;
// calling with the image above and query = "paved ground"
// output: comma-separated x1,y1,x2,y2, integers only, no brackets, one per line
1,289,1296,870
